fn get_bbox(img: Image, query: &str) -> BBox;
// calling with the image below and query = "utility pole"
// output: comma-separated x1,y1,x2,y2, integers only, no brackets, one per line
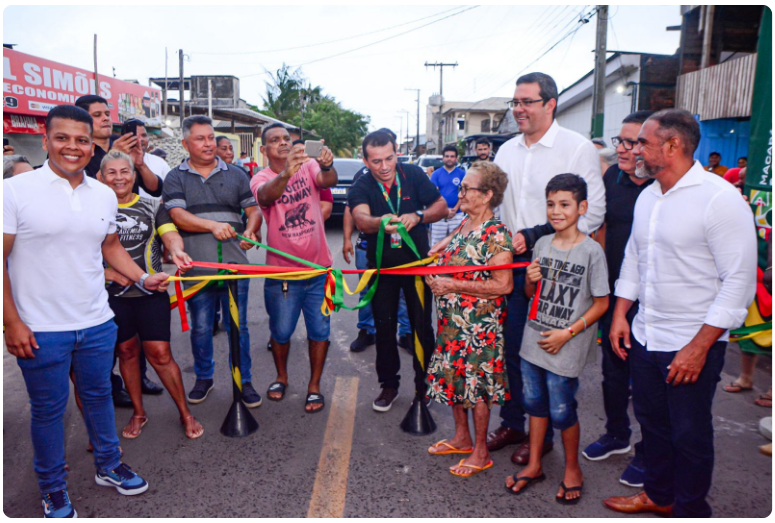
590,5,608,138
398,109,410,154
178,49,184,130
425,62,457,153
405,88,420,156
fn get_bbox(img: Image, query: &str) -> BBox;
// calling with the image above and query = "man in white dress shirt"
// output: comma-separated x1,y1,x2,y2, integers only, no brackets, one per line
484,72,606,465
603,109,757,518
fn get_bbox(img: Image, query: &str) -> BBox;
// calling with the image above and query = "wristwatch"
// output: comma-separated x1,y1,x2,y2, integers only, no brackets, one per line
414,210,424,223
139,273,150,289
321,163,333,171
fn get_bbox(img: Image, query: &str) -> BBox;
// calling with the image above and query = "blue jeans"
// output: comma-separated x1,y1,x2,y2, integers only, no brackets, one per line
355,246,410,336
264,274,330,343
187,279,252,383
630,337,726,518
520,359,580,431
17,320,122,494
500,263,554,441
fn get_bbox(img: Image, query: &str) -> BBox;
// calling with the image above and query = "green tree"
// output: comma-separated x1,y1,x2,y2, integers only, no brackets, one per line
256,64,369,156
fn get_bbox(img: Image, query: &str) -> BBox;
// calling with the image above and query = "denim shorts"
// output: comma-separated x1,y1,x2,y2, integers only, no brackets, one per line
264,274,330,344
520,358,579,431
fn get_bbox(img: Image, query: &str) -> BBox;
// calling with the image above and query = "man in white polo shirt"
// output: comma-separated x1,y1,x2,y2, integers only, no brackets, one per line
3,105,169,518
485,72,605,465
603,109,756,517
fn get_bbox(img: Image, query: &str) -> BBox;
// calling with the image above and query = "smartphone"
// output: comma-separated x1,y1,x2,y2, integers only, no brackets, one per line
3,138,8,147
304,140,324,158
120,120,141,137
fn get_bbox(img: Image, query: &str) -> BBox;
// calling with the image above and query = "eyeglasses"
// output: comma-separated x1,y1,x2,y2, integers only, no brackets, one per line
611,136,639,151
458,184,485,197
506,99,545,109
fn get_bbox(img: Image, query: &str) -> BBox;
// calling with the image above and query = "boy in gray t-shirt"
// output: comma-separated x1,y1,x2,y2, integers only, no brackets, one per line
506,174,609,505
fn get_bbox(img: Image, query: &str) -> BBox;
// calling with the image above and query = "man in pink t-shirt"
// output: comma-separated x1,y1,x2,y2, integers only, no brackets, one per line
251,123,338,413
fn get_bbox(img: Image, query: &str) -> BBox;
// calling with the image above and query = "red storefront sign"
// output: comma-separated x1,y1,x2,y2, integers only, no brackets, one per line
2,49,162,126
3,113,46,135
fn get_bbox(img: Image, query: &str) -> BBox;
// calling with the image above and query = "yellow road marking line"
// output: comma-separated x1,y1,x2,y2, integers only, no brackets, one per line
307,376,359,518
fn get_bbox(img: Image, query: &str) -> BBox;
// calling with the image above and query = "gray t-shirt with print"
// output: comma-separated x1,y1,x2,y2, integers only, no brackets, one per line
520,235,609,378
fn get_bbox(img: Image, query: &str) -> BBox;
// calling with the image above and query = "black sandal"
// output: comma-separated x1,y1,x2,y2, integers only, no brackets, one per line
555,481,583,505
305,393,325,413
506,472,546,495
267,382,287,401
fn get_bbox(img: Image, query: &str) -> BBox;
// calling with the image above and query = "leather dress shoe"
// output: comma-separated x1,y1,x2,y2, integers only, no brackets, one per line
141,377,164,395
486,426,528,452
112,388,133,408
603,491,673,516
511,440,554,465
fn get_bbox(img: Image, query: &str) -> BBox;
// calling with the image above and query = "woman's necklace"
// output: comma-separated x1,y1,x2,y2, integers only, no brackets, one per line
547,231,582,293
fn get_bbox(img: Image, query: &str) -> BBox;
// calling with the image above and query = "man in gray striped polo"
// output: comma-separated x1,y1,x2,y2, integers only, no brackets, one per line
162,115,264,407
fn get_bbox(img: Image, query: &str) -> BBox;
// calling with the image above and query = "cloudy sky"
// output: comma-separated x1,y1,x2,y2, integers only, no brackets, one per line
4,4,682,138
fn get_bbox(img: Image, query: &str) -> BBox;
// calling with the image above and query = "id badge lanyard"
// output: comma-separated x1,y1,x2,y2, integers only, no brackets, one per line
380,174,403,248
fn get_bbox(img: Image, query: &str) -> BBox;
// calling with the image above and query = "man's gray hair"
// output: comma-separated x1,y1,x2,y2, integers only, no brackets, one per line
3,155,31,179
647,109,701,156
100,150,134,173
182,115,213,139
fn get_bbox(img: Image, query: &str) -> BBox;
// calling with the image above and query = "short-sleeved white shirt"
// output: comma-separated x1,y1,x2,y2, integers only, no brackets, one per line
139,152,171,200
3,162,119,332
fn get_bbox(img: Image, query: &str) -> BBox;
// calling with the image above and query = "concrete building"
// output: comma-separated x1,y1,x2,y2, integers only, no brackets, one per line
425,96,510,153
556,51,679,144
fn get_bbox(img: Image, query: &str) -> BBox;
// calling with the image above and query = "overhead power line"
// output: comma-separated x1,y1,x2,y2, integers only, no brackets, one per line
192,6,467,56
239,5,479,78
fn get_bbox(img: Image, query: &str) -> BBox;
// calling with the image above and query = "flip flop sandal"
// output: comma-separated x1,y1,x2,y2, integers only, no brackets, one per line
755,395,773,408
450,459,493,477
506,472,546,495
122,415,148,439
181,415,204,440
555,481,583,505
724,381,754,393
428,439,474,455
267,382,287,401
305,393,325,413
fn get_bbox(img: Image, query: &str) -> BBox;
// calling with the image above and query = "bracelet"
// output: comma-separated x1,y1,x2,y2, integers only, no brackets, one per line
567,326,576,338
580,316,588,331
321,163,333,171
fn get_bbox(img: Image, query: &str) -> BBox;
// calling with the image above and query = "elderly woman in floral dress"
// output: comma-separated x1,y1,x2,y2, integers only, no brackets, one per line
425,161,514,477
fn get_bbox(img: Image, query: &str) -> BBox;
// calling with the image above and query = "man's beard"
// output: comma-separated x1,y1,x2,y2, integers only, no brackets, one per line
634,155,656,179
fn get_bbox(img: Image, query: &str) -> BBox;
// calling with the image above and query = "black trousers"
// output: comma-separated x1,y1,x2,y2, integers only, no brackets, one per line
371,274,435,396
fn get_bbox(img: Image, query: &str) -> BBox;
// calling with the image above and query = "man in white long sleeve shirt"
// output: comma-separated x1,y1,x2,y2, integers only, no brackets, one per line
485,72,606,465
603,109,757,518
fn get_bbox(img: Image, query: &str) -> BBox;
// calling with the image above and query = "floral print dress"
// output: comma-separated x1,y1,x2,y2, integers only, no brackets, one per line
426,217,512,409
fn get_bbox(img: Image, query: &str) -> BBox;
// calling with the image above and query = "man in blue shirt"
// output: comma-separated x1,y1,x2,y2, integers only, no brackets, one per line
430,145,466,246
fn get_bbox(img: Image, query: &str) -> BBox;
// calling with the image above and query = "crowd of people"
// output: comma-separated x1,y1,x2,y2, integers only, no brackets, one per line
2,70,765,518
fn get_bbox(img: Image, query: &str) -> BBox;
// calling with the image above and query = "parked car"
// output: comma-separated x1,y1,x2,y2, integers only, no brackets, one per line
397,155,413,163
330,158,365,217
416,154,443,176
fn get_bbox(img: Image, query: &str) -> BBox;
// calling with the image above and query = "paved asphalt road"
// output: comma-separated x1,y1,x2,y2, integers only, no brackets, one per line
3,221,773,517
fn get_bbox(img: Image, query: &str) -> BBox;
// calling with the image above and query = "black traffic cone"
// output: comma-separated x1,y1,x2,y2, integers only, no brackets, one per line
220,279,258,438
400,397,436,435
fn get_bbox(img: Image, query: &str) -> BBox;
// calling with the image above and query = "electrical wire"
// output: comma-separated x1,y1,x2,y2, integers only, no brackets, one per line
458,6,598,109
192,6,465,56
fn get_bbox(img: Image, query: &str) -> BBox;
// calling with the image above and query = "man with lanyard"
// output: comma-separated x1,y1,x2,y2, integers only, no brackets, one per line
430,145,466,246
581,111,654,487
344,129,414,354
4,105,164,517
75,96,162,198
348,130,448,412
